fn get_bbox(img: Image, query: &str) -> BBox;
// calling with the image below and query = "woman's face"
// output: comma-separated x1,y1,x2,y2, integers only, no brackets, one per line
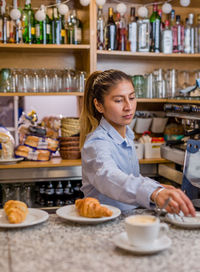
94,80,137,137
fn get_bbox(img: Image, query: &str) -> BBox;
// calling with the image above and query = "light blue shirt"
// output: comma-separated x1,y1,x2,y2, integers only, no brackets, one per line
81,117,162,211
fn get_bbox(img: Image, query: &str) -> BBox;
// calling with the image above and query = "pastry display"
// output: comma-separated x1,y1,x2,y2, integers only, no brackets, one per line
4,200,28,224
75,197,113,218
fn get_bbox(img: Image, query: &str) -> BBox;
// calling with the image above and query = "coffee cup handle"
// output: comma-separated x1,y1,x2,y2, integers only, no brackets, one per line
159,223,169,232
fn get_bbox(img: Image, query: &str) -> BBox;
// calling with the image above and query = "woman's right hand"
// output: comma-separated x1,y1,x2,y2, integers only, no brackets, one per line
151,188,196,217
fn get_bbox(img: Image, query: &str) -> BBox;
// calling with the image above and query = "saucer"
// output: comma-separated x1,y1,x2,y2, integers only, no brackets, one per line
113,232,171,255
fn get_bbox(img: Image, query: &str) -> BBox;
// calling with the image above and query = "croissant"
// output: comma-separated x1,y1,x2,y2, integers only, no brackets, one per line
75,197,113,218
4,200,28,224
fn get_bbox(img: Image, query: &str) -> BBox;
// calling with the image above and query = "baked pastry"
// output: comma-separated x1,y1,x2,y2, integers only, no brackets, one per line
4,200,28,224
25,135,59,152
75,197,113,218
0,132,14,159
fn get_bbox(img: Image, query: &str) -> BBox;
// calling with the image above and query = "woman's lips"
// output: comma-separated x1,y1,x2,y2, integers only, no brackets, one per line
123,114,133,120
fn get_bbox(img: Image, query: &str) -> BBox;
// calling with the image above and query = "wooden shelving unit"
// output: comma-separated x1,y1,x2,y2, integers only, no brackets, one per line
0,92,84,96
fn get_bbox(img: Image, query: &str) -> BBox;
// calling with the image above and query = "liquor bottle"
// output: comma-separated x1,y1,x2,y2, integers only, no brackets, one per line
127,7,137,52
15,19,23,44
45,11,52,44
162,20,172,54
35,20,43,44
9,1,15,43
63,180,74,205
189,13,195,54
158,9,164,32
172,15,184,53
150,4,161,53
97,5,104,50
170,9,175,28
106,7,116,50
73,180,83,199
66,10,82,45
55,181,64,206
39,183,46,206
137,17,150,52
194,14,200,53
116,12,127,51
45,181,55,207
0,1,4,43
2,4,10,44
22,0,35,44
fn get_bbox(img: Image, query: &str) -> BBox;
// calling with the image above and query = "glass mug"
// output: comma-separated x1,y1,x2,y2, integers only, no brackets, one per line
132,75,145,98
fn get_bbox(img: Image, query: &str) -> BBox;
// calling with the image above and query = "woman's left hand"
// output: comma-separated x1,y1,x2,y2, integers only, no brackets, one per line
151,188,196,217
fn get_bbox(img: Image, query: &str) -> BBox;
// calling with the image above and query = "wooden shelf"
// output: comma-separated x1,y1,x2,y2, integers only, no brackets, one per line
0,44,90,53
139,158,170,164
0,92,84,96
97,50,200,59
0,158,169,169
137,98,200,104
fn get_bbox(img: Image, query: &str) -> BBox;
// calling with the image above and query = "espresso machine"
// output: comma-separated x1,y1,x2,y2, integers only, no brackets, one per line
161,102,200,209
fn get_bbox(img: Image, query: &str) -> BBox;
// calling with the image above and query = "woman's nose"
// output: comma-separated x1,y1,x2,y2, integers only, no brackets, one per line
124,100,131,110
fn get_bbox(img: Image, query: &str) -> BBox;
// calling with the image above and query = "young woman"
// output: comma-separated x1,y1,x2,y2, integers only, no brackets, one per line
80,69,195,216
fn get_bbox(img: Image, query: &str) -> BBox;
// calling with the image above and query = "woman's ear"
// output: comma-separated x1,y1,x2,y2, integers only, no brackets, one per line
94,98,104,113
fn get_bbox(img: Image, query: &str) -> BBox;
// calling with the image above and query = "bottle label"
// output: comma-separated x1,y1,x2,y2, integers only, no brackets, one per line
46,24,50,34
155,19,160,52
128,22,137,52
139,23,147,48
110,24,115,50
31,27,35,35
184,28,191,53
61,29,65,37
36,24,40,38
162,30,172,53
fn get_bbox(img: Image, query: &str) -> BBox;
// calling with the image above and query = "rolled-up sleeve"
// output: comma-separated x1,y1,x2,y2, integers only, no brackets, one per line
82,138,162,209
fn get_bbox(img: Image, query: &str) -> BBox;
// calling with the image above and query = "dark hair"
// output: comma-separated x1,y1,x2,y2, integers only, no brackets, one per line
80,69,134,148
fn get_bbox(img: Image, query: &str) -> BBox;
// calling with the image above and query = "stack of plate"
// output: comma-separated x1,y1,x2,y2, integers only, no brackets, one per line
59,136,81,160
61,117,80,137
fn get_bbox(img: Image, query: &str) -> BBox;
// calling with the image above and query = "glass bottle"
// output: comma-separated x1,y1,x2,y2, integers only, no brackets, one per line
67,9,82,45
55,181,64,206
172,15,184,53
137,17,150,52
22,0,35,44
0,1,3,43
15,18,23,44
116,12,127,51
3,5,10,44
35,19,43,44
162,20,172,54
45,181,55,207
106,7,116,50
184,14,195,54
170,9,175,29
194,14,200,53
39,183,46,206
64,180,74,205
150,4,161,53
9,3,15,43
158,9,164,32
127,7,137,52
97,5,104,50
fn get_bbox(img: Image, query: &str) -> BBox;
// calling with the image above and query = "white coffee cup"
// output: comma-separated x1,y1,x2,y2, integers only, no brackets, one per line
125,214,168,248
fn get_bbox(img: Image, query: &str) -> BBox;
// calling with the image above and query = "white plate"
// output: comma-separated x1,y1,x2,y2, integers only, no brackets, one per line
56,204,121,224
113,232,171,255
165,212,200,228
0,208,49,228
0,157,23,165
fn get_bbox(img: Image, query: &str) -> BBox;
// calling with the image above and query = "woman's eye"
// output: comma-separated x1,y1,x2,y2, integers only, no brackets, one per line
129,96,135,100
115,100,122,103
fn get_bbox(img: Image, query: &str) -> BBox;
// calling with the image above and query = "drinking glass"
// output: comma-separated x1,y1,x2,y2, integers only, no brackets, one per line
132,75,145,98
166,69,177,98
77,71,86,92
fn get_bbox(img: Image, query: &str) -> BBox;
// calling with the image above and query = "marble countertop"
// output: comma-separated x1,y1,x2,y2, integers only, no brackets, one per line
0,210,200,272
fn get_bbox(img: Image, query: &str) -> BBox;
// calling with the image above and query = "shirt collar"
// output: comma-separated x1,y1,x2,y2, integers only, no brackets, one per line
99,117,135,145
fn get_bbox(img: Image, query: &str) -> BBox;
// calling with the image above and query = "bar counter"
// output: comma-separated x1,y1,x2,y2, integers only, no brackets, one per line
0,210,200,272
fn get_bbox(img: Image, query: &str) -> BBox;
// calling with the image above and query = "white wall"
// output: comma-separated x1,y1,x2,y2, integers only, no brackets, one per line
24,96,78,121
